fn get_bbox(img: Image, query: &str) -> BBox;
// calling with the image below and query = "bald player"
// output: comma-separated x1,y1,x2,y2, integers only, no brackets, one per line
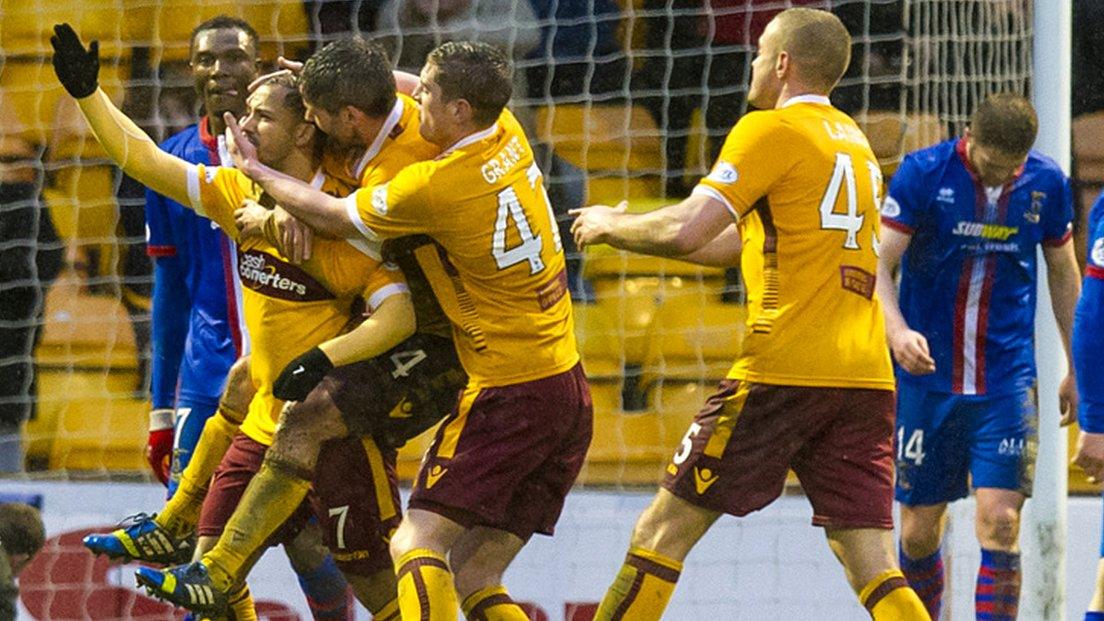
571,8,927,620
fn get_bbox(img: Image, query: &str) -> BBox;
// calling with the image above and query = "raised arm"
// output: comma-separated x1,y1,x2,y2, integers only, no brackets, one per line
223,112,361,239
50,24,191,206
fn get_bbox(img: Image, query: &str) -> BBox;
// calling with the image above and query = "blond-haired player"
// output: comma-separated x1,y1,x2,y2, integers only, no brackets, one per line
571,8,928,620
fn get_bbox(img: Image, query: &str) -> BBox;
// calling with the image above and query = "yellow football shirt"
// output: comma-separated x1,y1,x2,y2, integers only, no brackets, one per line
186,164,408,445
343,108,579,387
694,95,893,390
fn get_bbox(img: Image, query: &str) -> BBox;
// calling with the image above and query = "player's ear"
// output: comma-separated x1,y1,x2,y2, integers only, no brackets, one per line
294,119,317,147
775,50,790,78
451,97,474,125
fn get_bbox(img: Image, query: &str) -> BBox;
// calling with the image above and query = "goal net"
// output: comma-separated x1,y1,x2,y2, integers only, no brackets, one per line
1,1,1077,619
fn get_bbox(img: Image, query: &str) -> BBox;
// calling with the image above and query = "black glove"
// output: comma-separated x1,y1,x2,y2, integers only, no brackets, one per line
50,23,100,99
273,347,334,401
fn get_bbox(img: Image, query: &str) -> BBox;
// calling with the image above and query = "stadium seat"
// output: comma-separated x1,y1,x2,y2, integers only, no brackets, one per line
0,92,39,184
29,269,142,470
535,105,662,202
640,296,744,385
1,0,134,58
123,0,310,63
855,111,945,177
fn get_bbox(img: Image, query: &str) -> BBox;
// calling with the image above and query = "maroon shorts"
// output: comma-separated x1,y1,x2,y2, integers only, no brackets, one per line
408,363,593,540
197,433,312,542
663,380,896,529
309,436,402,576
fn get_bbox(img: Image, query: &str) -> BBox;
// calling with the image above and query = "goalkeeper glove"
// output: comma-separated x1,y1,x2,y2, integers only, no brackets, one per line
50,23,100,99
146,408,174,486
274,347,334,402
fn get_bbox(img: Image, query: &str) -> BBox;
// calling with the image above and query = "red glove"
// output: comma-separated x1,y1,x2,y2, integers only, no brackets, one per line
146,408,174,486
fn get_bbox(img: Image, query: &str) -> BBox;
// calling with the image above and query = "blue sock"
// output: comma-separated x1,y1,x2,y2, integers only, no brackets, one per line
295,555,352,619
899,544,943,620
1085,612,1104,620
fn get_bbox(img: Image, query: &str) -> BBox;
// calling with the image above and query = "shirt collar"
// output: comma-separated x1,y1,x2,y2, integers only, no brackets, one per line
780,94,832,108
440,123,499,158
353,98,406,178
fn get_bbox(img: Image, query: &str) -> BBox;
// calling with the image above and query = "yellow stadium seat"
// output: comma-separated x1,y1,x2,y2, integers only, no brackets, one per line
0,59,128,146
0,0,134,58
123,0,310,63
641,296,744,384
30,270,143,470
855,111,945,177
536,105,663,202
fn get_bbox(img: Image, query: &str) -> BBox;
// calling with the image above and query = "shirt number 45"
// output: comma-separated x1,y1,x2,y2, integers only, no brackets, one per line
819,152,882,254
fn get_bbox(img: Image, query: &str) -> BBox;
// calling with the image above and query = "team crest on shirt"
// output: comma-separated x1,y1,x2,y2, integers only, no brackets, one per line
371,185,389,215
707,162,738,185
936,187,955,204
1092,238,1104,267
1025,191,1045,224
881,196,901,218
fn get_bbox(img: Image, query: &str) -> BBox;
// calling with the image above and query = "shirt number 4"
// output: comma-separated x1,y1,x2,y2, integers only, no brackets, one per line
491,164,563,275
819,152,882,254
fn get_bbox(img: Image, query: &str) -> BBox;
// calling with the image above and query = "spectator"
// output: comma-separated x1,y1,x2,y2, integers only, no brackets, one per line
526,0,629,101
0,502,46,620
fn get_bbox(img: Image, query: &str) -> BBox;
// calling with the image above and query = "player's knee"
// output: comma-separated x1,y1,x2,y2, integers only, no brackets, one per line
899,524,942,559
277,388,347,443
220,357,256,420
977,505,1021,550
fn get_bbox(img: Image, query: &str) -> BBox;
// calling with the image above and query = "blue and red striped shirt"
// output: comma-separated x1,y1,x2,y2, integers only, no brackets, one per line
883,138,1073,396
1074,192,1104,432
145,116,248,408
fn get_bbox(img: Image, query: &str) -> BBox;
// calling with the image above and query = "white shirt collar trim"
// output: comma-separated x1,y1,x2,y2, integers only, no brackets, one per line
780,94,832,108
353,98,406,178
441,123,499,157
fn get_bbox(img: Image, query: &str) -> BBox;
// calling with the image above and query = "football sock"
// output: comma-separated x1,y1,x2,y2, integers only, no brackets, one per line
1085,612,1104,620
395,548,459,621
899,545,944,619
156,406,243,539
373,596,401,621
203,456,313,592
227,582,257,621
977,549,1020,621
295,556,352,620
461,585,529,620
594,546,682,621
860,569,929,620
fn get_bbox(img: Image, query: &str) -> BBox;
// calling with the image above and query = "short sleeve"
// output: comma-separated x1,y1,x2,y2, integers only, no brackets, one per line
363,262,409,312
692,112,790,219
881,153,927,235
1041,173,1074,246
185,164,246,239
344,162,436,242
1087,194,1104,279
145,187,177,257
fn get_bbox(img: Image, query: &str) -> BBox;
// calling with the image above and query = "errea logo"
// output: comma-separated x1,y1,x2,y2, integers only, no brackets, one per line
1092,237,1104,267
707,162,738,185
881,196,901,218
936,187,955,204
371,185,388,215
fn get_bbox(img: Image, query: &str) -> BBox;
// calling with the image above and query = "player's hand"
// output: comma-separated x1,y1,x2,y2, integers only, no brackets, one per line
234,199,269,240
1073,430,1104,484
274,347,333,402
888,328,936,376
1059,373,1079,426
145,408,174,486
50,23,100,99
569,201,628,251
275,207,313,264
223,111,260,177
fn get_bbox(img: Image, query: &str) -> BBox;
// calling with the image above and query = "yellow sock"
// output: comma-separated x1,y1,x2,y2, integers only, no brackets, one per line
861,569,931,621
156,407,243,539
395,548,459,621
227,582,257,621
461,585,528,620
373,596,401,621
203,457,312,592
594,547,682,621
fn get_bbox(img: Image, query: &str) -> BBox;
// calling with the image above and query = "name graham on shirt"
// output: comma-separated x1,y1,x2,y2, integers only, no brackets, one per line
482,136,526,184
